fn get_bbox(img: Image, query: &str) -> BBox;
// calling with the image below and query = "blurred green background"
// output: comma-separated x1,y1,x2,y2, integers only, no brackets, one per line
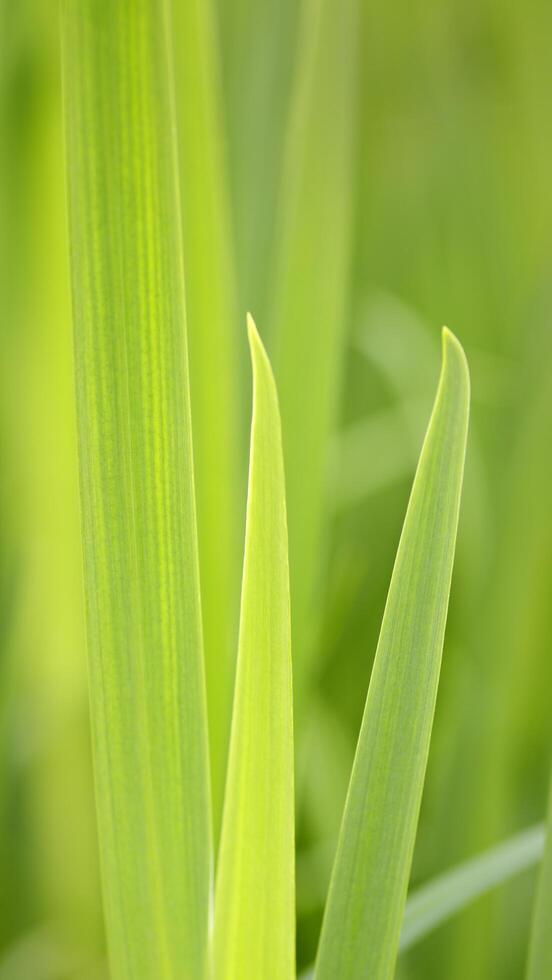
2,0,552,977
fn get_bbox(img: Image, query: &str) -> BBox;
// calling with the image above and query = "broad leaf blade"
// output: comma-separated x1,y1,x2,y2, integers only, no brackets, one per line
527,776,552,978
214,317,295,980
61,3,211,977
315,328,470,980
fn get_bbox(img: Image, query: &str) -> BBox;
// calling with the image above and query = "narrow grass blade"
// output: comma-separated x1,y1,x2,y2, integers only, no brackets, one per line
269,0,359,699
527,776,552,978
61,3,211,977
298,823,544,978
171,0,241,836
214,317,294,980
315,328,470,980
402,824,544,952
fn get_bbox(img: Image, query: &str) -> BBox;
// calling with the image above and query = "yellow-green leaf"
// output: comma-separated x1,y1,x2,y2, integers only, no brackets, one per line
315,328,470,980
214,316,294,980
61,3,211,977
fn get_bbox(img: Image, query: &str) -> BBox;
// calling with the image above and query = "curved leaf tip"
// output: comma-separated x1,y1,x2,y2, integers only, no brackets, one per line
441,326,470,404
247,313,276,392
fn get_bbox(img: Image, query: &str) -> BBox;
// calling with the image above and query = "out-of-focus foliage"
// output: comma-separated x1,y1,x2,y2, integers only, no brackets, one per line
527,776,552,978
2,0,552,976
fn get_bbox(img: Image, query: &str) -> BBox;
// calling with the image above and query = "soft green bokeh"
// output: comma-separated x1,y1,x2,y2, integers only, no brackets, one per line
2,0,552,976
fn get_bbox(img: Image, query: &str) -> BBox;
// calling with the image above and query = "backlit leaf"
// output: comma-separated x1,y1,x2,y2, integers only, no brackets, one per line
61,3,211,976
214,316,294,980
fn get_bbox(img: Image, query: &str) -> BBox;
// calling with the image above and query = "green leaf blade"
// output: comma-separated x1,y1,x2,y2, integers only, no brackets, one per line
527,777,552,978
61,3,211,977
315,328,470,980
214,316,295,980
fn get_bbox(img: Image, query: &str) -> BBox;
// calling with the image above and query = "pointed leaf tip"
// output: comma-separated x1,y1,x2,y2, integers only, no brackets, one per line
247,315,279,401
441,327,470,391
246,313,265,358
